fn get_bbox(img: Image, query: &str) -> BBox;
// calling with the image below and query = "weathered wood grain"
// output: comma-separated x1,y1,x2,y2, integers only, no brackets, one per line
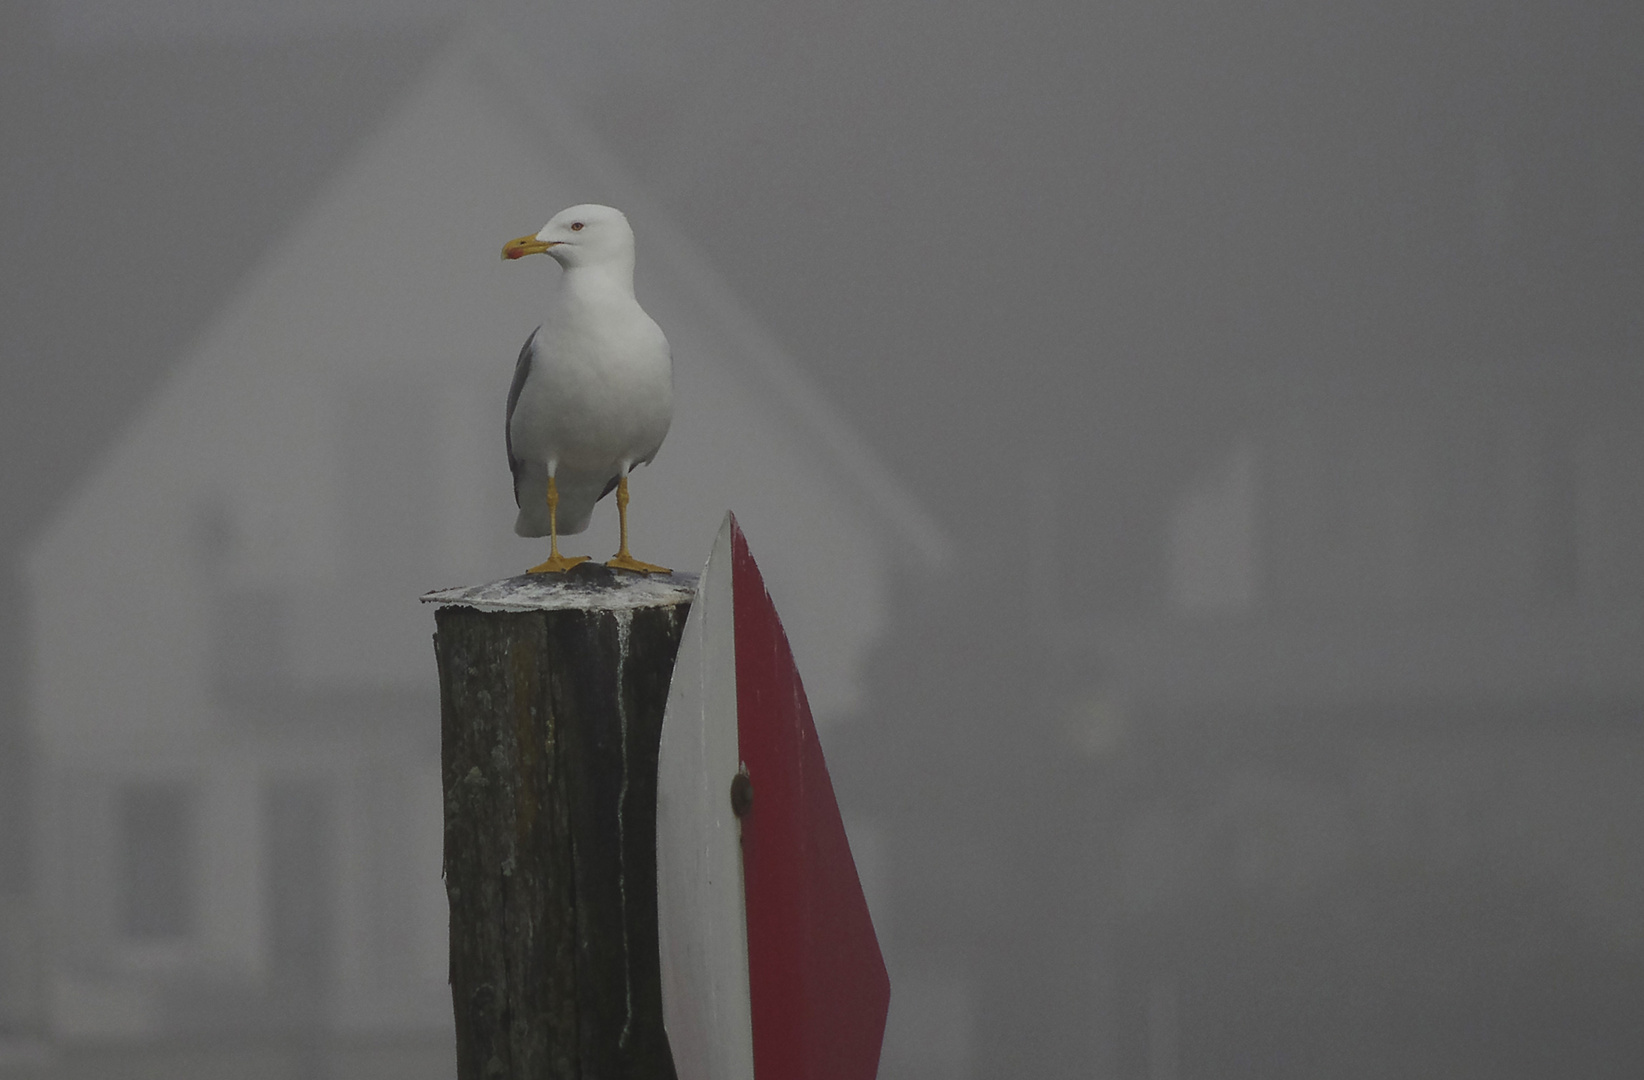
431,569,693,1080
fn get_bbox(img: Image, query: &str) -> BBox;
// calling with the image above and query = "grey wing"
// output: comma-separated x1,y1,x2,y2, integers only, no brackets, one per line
505,327,539,508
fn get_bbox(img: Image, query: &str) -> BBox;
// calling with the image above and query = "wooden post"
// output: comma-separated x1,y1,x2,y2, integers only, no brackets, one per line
425,564,695,1080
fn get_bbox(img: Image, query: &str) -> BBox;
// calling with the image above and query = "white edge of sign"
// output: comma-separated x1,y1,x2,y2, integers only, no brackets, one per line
656,514,755,1080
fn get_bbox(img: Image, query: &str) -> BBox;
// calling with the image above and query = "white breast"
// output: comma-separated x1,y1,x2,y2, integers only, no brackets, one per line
509,289,673,480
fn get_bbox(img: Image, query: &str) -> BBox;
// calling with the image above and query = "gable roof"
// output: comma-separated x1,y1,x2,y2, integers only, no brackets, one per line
24,20,951,729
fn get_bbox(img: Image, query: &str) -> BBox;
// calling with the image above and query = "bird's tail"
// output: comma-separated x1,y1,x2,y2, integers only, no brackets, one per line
514,480,602,538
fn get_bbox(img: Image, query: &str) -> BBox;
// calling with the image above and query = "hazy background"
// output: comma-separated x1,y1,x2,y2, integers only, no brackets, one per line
4,0,1644,1076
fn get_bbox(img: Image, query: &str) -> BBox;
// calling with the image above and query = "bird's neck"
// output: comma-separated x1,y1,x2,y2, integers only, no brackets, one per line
559,259,637,304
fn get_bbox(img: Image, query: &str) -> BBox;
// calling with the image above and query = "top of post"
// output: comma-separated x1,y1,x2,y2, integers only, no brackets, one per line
421,563,698,613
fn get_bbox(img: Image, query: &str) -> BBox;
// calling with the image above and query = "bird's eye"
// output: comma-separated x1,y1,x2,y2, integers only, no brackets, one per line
570,222,584,231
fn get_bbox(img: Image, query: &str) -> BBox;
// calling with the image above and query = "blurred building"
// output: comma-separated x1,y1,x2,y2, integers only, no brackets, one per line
9,3,1643,1079
841,361,1644,1079
15,25,944,1079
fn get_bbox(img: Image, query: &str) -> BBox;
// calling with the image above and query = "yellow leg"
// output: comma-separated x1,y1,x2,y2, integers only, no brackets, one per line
527,476,590,574
605,476,671,574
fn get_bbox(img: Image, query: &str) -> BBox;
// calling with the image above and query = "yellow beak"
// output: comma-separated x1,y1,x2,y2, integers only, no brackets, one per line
503,235,557,260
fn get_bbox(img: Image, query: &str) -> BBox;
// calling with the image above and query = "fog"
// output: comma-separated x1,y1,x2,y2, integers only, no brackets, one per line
4,0,1643,1076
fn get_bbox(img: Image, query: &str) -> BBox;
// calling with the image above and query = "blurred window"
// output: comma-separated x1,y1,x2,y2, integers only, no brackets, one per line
115,782,196,941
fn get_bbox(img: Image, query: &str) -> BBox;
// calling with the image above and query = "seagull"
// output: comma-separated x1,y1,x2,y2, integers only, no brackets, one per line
502,204,672,575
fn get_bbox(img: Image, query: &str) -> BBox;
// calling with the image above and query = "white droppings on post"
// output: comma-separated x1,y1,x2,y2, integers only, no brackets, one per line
614,606,636,1048
421,572,697,613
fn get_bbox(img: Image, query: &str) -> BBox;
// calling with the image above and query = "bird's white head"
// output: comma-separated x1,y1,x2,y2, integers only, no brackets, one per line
503,204,635,272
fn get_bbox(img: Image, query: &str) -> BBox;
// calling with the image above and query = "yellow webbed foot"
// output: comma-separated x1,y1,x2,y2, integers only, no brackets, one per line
605,554,671,575
527,554,591,574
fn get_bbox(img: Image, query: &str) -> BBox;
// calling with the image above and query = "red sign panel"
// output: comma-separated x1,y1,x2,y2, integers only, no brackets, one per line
732,522,891,1080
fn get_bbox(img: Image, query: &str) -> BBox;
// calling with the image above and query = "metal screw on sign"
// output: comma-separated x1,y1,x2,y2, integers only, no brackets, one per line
731,772,754,819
